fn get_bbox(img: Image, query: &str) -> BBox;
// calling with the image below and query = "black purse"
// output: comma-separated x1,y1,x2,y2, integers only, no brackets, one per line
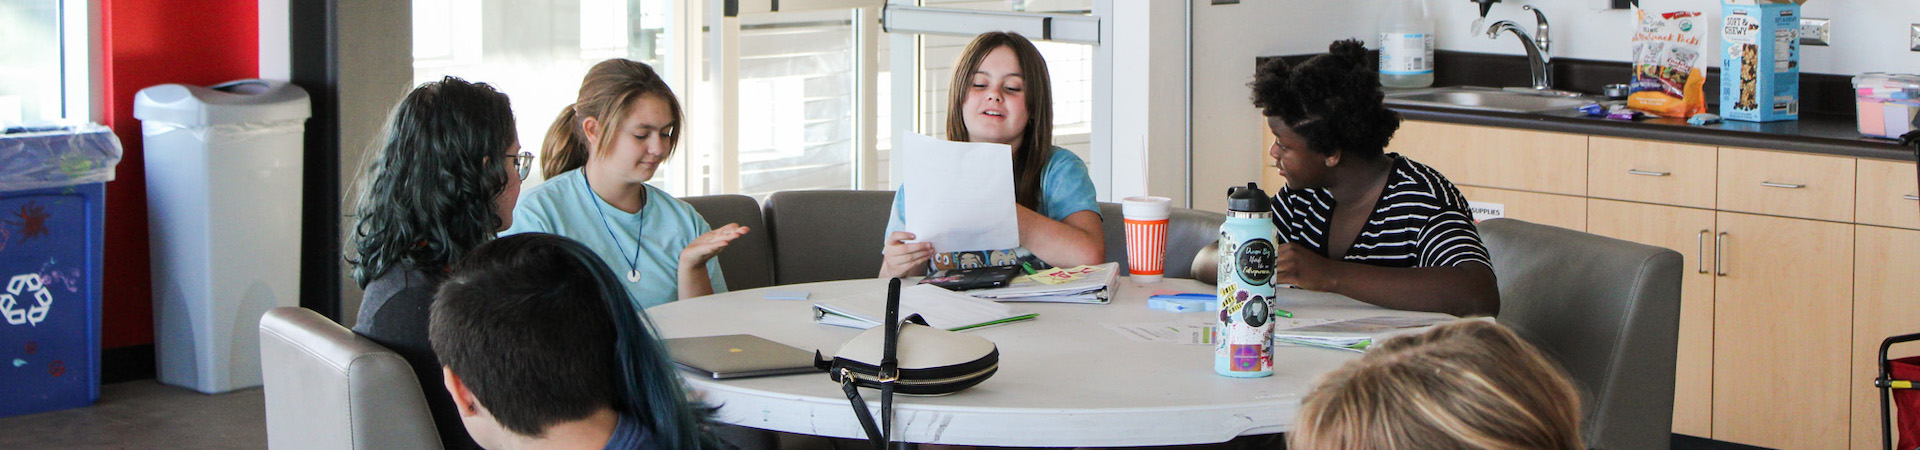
813,278,1000,449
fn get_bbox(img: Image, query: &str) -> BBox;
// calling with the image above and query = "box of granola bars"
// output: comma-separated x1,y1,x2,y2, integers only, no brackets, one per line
1720,0,1804,122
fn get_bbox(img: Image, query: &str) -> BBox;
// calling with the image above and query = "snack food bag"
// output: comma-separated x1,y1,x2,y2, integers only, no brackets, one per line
1628,9,1707,118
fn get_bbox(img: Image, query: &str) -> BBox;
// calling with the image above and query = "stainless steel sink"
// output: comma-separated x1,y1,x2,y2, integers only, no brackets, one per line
1384,86,1595,113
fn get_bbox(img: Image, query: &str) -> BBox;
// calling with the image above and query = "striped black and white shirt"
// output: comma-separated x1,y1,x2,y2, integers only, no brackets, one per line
1269,154,1491,269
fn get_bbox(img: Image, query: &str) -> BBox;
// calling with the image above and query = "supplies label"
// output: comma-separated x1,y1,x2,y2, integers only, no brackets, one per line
1378,33,1434,75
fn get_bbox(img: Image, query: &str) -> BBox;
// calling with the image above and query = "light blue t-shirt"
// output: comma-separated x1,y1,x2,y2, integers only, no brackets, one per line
505,169,726,309
886,146,1101,270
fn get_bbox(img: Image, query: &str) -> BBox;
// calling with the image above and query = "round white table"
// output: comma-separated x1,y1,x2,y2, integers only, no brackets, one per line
647,277,1453,447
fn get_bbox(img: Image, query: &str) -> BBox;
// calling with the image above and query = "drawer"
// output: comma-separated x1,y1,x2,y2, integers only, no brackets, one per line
1588,136,1717,209
1388,121,1588,196
1717,147,1855,222
1458,186,1587,232
1856,159,1920,230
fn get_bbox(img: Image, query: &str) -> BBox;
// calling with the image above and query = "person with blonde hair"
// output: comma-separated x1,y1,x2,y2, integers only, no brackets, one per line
1290,320,1584,450
506,58,748,309
878,31,1103,278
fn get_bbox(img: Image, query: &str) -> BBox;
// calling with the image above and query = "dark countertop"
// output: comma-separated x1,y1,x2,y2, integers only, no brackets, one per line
1259,51,1918,163
1391,103,1916,162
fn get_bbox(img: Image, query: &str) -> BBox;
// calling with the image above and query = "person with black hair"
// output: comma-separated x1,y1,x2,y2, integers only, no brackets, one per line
346,76,528,449
1249,39,1499,317
430,233,719,450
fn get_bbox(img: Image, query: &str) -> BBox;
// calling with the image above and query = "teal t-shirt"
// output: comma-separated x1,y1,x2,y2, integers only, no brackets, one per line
886,146,1102,270
504,169,727,309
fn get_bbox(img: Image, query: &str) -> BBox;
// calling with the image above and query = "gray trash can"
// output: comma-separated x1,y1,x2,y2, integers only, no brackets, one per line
134,79,310,394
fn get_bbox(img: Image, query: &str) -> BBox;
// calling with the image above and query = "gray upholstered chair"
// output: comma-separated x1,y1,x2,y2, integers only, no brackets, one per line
1479,218,1683,450
684,194,777,291
763,190,896,284
258,306,442,450
1098,202,1226,280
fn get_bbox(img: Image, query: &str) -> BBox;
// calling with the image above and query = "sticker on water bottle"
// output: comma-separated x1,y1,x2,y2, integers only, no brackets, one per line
1235,238,1277,286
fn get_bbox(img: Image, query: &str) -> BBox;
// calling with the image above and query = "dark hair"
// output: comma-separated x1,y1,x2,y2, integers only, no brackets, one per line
1249,39,1401,159
543,58,682,179
947,31,1053,212
348,76,516,287
429,233,717,448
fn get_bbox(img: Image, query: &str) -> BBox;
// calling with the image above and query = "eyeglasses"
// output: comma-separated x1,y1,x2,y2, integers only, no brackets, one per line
508,151,533,180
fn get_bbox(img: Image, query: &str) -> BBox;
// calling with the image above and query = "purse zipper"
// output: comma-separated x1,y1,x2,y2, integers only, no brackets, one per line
848,363,998,387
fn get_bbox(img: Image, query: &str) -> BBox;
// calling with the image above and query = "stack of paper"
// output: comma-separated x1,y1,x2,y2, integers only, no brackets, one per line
1275,316,1453,352
812,284,1038,331
964,262,1121,304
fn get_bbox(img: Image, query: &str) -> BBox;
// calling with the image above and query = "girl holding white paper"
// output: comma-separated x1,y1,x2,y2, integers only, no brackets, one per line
878,31,1105,278
507,59,747,308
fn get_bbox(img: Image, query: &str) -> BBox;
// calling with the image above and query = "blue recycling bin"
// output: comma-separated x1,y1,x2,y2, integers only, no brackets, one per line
0,124,121,418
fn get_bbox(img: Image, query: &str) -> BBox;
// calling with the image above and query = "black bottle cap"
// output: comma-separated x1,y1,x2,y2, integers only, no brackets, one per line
1227,182,1270,213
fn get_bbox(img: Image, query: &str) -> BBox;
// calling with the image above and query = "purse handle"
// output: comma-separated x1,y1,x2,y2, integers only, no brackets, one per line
839,278,903,450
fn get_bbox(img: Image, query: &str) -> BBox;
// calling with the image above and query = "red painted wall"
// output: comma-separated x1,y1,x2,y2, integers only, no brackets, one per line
99,0,259,349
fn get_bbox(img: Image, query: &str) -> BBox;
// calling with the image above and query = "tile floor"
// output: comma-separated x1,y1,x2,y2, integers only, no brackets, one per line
0,380,266,449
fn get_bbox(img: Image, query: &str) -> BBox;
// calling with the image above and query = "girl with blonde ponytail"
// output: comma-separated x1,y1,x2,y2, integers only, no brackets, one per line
505,58,748,308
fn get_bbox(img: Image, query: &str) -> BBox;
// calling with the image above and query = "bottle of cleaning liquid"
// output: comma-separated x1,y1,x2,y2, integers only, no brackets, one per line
1378,0,1435,88
1216,183,1278,378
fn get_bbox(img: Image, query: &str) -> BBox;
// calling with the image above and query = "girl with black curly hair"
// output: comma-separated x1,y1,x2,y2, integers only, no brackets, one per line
1250,40,1499,317
346,76,528,449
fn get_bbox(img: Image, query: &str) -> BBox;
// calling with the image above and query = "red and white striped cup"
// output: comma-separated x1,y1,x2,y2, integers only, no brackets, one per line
1122,196,1172,283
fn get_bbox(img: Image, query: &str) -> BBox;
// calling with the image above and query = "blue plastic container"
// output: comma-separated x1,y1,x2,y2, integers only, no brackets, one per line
0,124,120,418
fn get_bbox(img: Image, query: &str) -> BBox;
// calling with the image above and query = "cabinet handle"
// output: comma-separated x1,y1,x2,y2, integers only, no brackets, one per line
1628,169,1672,177
1905,194,1920,201
1715,232,1728,277
1759,181,1806,189
1696,230,1710,274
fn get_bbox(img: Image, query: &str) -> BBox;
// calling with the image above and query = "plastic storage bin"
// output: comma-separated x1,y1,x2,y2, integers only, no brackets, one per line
0,124,122,417
135,80,310,394
1854,73,1920,139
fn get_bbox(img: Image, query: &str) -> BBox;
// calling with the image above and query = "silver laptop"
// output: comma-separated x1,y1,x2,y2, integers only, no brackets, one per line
664,334,818,379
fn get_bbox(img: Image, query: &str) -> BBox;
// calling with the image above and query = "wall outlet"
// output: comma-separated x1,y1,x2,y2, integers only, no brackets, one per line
1912,24,1920,51
1800,18,1830,46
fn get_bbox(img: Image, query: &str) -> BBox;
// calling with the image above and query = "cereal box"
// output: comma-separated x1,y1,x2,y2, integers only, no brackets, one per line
1720,0,1805,122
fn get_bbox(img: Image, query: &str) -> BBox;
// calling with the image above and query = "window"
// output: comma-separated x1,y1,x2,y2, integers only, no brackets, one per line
412,0,686,193
0,0,89,124
410,0,1109,200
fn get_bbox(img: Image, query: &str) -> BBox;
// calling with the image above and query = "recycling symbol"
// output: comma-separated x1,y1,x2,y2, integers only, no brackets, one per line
1,273,53,326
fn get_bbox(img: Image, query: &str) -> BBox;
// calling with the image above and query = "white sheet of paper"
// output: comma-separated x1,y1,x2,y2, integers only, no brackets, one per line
901,132,1020,252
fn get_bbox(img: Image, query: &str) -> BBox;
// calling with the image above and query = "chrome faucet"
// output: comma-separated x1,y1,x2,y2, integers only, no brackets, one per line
1486,5,1557,93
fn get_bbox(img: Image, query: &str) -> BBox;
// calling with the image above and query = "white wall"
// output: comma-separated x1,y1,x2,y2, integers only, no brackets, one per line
1435,0,1920,75
1188,0,1920,213
1189,0,1369,213
335,0,414,327
1109,0,1190,207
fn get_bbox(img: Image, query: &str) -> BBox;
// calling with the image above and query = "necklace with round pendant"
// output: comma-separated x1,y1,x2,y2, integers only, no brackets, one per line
585,174,647,285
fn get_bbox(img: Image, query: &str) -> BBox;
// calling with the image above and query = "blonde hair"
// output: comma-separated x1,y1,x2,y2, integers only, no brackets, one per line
1290,320,1584,450
945,31,1053,212
542,59,682,179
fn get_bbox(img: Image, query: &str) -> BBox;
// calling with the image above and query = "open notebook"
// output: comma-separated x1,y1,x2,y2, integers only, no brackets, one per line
812,284,1038,331
963,262,1121,304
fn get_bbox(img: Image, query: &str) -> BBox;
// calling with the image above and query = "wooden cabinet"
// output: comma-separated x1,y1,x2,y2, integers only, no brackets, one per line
1856,159,1920,230
1268,119,1916,446
1588,137,1718,209
1587,199,1718,438
1718,147,1857,223
1388,121,1588,196
1459,186,1586,232
1709,212,1854,449
1852,225,1920,450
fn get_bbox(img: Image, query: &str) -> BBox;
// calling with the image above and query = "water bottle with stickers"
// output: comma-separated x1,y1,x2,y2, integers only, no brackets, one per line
1216,182,1278,378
